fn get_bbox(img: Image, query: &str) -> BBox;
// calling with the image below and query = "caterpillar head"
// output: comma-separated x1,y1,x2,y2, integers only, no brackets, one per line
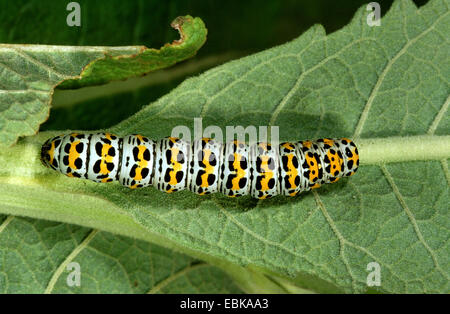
41,135,63,170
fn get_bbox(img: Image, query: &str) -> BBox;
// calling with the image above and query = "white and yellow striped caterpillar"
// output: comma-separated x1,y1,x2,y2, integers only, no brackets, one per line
41,133,359,199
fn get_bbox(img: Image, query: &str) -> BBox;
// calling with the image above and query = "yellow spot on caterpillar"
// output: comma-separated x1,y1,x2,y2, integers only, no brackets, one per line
347,147,359,169
323,138,334,146
134,145,149,181
68,140,81,170
105,133,115,141
327,149,342,175
169,137,179,143
281,142,294,150
231,153,246,191
47,140,56,165
286,153,298,190
136,134,145,142
200,149,214,188
99,143,114,175
258,154,273,192
169,148,183,186
305,153,319,183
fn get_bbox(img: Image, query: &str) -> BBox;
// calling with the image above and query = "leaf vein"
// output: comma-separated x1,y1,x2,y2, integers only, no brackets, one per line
380,164,449,280
44,229,99,294
428,94,449,135
440,159,450,186
147,262,208,294
353,10,450,140
0,215,14,234
269,37,379,129
11,48,69,79
213,197,315,266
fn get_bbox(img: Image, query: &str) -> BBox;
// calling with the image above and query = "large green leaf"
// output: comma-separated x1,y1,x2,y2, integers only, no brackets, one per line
0,0,448,293
0,215,242,293
0,15,206,147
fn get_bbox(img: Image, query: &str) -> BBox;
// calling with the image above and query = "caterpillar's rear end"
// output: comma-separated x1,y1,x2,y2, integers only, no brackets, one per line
41,133,359,199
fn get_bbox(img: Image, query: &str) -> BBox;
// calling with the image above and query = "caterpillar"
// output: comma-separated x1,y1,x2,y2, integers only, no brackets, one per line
40,133,359,199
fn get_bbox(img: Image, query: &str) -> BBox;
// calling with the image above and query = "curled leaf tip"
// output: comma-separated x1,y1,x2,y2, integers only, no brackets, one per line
169,15,207,47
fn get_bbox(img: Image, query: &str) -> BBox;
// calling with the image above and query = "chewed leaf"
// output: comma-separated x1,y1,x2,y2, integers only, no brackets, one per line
58,16,207,89
0,15,207,147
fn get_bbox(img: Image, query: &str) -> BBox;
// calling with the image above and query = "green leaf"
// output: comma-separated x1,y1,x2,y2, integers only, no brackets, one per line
58,16,207,89
0,0,449,293
0,216,243,294
0,15,206,147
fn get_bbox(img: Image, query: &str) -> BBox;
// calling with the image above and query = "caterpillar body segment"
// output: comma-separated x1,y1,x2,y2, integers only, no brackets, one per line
188,138,222,195
119,134,155,188
219,140,250,197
